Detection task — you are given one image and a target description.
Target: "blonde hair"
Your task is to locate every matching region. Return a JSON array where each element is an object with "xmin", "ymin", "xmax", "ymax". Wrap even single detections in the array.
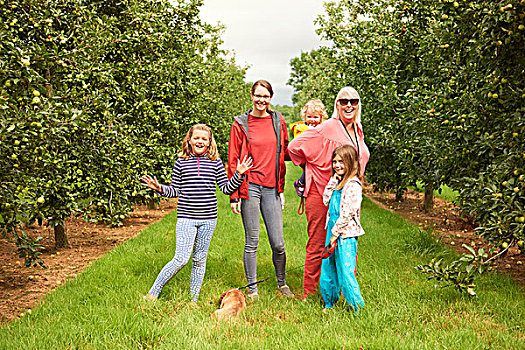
[
  {"xmin": 300, "ymin": 99, "xmax": 328, "ymax": 123},
  {"xmin": 331, "ymin": 145, "xmax": 362, "ymax": 190},
  {"xmin": 178, "ymin": 124, "xmax": 219, "ymax": 161},
  {"xmin": 331, "ymin": 87, "xmax": 362, "ymax": 124}
]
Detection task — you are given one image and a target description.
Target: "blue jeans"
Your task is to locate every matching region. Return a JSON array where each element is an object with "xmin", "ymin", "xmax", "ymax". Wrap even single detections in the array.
[{"xmin": 241, "ymin": 183, "xmax": 287, "ymax": 293}]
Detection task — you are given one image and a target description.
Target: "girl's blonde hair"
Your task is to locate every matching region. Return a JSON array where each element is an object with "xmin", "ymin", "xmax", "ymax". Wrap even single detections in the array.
[
  {"xmin": 331, "ymin": 145, "xmax": 362, "ymax": 190},
  {"xmin": 300, "ymin": 99, "xmax": 328, "ymax": 123},
  {"xmin": 178, "ymin": 124, "xmax": 218, "ymax": 161},
  {"xmin": 331, "ymin": 87, "xmax": 362, "ymax": 124}
]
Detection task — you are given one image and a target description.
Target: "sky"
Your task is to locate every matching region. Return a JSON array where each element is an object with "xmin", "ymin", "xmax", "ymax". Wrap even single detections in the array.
[{"xmin": 199, "ymin": 0, "xmax": 329, "ymax": 106}]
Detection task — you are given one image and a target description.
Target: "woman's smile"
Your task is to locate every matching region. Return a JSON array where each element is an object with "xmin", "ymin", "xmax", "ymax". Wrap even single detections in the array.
[{"xmin": 251, "ymin": 85, "xmax": 272, "ymax": 115}]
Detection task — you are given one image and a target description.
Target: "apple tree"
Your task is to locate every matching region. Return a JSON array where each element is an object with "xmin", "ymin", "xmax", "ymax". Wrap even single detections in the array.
[
  {"xmin": 288, "ymin": 0, "xmax": 525, "ymax": 246},
  {"xmin": 0, "ymin": 0, "xmax": 251, "ymax": 261}
]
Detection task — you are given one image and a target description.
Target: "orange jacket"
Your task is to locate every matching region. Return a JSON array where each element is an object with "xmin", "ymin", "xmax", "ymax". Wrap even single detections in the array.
[{"xmin": 227, "ymin": 109, "xmax": 290, "ymax": 202}]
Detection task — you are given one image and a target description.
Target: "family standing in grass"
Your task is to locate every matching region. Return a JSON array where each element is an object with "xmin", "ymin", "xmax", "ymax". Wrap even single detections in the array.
[{"xmin": 140, "ymin": 80, "xmax": 369, "ymax": 313}]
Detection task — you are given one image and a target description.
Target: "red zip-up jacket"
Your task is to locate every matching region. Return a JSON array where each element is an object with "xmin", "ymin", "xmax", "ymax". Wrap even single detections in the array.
[{"xmin": 227, "ymin": 109, "xmax": 290, "ymax": 202}]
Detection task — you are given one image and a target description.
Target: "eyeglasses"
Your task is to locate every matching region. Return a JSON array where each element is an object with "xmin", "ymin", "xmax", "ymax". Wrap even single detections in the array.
[
  {"xmin": 338, "ymin": 98, "xmax": 359, "ymax": 106},
  {"xmin": 253, "ymin": 94, "xmax": 271, "ymax": 100}
]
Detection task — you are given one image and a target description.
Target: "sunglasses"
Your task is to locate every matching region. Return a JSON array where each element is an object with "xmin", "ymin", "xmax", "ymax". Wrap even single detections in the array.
[{"xmin": 338, "ymin": 98, "xmax": 359, "ymax": 106}]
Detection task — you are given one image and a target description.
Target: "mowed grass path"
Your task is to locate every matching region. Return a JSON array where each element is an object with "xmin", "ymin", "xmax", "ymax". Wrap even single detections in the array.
[{"xmin": 1, "ymin": 164, "xmax": 524, "ymax": 349}]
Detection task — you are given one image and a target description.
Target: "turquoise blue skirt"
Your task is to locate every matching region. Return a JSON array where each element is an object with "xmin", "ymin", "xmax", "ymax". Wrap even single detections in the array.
[{"xmin": 320, "ymin": 189, "xmax": 364, "ymax": 312}]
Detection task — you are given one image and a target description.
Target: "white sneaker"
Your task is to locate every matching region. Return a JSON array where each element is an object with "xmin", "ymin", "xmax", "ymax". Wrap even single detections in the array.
[
  {"xmin": 248, "ymin": 292, "xmax": 259, "ymax": 300},
  {"xmin": 143, "ymin": 293, "xmax": 157, "ymax": 301}
]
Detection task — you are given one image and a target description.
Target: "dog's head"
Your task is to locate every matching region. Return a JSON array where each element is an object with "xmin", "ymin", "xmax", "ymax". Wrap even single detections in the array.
[{"xmin": 218, "ymin": 288, "xmax": 245, "ymax": 306}]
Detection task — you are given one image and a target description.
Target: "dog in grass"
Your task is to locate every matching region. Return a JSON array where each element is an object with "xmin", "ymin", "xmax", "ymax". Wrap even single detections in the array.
[{"xmin": 212, "ymin": 288, "xmax": 246, "ymax": 320}]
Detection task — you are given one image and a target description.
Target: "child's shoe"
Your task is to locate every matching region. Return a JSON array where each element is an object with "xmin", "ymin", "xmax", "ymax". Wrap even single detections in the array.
[
  {"xmin": 143, "ymin": 293, "xmax": 157, "ymax": 301},
  {"xmin": 294, "ymin": 179, "xmax": 305, "ymax": 197},
  {"xmin": 247, "ymin": 292, "xmax": 259, "ymax": 301}
]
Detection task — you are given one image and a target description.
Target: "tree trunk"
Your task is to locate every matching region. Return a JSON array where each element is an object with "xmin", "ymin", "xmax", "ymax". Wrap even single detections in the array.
[
  {"xmin": 423, "ymin": 182, "xmax": 434, "ymax": 212},
  {"xmin": 147, "ymin": 198, "xmax": 157, "ymax": 209},
  {"xmin": 45, "ymin": 66, "xmax": 53, "ymax": 97},
  {"xmin": 54, "ymin": 222, "xmax": 69, "ymax": 248},
  {"xmin": 395, "ymin": 187, "xmax": 404, "ymax": 201}
]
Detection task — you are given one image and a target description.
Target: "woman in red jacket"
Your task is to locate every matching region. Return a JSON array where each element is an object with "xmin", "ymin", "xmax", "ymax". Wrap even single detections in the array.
[{"xmin": 227, "ymin": 80, "xmax": 293, "ymax": 300}]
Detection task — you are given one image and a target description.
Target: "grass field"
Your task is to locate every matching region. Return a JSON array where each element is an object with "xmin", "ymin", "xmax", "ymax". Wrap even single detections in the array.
[{"xmin": 1, "ymin": 165, "xmax": 523, "ymax": 349}]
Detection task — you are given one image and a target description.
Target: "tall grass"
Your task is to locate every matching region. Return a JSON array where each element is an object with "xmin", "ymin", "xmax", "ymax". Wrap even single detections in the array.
[{"xmin": 1, "ymin": 164, "xmax": 523, "ymax": 349}]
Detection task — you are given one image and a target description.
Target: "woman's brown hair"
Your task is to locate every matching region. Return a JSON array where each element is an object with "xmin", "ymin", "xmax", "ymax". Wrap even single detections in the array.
[
  {"xmin": 331, "ymin": 145, "xmax": 362, "ymax": 190},
  {"xmin": 178, "ymin": 124, "xmax": 219, "ymax": 161}
]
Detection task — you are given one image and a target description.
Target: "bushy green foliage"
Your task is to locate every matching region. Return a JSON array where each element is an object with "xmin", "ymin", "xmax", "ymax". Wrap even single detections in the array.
[
  {"xmin": 15, "ymin": 230, "xmax": 46, "ymax": 268},
  {"xmin": 288, "ymin": 0, "xmax": 525, "ymax": 246},
  {"xmin": 416, "ymin": 244, "xmax": 489, "ymax": 295},
  {"xmin": 0, "ymin": 0, "xmax": 250, "ymax": 255}
]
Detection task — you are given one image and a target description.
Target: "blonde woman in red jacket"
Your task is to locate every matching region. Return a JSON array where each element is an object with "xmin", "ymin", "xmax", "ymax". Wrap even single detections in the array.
[{"xmin": 227, "ymin": 80, "xmax": 293, "ymax": 300}]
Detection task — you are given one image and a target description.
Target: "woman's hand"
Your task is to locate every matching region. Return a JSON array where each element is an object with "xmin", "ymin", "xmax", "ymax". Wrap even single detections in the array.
[
  {"xmin": 140, "ymin": 174, "xmax": 162, "ymax": 193},
  {"xmin": 329, "ymin": 235, "xmax": 338, "ymax": 247},
  {"xmin": 236, "ymin": 155, "xmax": 253, "ymax": 175},
  {"xmin": 230, "ymin": 202, "xmax": 241, "ymax": 214}
]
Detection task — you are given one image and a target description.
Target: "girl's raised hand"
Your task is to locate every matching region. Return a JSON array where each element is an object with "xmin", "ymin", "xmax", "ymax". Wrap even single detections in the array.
[
  {"xmin": 236, "ymin": 155, "xmax": 253, "ymax": 175},
  {"xmin": 140, "ymin": 174, "xmax": 162, "ymax": 193}
]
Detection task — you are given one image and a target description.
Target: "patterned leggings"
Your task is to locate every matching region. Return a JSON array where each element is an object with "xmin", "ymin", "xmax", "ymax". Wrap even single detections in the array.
[{"xmin": 148, "ymin": 218, "xmax": 217, "ymax": 301}]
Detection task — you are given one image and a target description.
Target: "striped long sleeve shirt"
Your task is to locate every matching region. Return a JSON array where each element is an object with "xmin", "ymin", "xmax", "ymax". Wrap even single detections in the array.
[{"xmin": 159, "ymin": 154, "xmax": 243, "ymax": 219}]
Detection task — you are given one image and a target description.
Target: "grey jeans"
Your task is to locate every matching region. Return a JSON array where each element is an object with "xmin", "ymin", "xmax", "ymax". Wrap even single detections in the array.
[{"xmin": 241, "ymin": 183, "xmax": 287, "ymax": 293}]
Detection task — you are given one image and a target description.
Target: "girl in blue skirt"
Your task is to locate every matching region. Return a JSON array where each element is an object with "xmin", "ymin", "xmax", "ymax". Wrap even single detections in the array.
[{"xmin": 320, "ymin": 145, "xmax": 365, "ymax": 313}]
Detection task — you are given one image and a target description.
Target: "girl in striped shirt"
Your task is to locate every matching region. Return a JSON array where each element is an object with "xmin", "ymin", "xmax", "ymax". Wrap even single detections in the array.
[{"xmin": 141, "ymin": 124, "xmax": 252, "ymax": 303}]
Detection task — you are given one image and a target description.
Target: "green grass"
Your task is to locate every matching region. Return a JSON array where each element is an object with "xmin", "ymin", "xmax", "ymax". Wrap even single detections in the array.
[
  {"xmin": 410, "ymin": 181, "xmax": 460, "ymax": 203},
  {"xmin": 1, "ymin": 164, "xmax": 524, "ymax": 349}
]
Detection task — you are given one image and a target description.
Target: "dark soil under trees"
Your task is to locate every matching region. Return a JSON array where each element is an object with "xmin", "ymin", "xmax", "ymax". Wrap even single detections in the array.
[
  {"xmin": 364, "ymin": 186, "xmax": 524, "ymax": 288},
  {"xmin": 0, "ymin": 199, "xmax": 177, "ymax": 325},
  {"xmin": 1, "ymin": 190, "xmax": 523, "ymax": 325}
]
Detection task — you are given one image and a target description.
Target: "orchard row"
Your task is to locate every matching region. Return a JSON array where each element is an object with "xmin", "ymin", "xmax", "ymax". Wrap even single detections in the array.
[
  {"xmin": 0, "ymin": 0, "xmax": 251, "ymax": 264},
  {"xmin": 288, "ymin": 0, "xmax": 525, "ymax": 247}
]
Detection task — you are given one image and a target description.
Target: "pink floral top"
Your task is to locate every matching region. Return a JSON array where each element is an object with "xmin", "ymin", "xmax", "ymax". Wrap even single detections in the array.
[
  {"xmin": 323, "ymin": 176, "xmax": 365, "ymax": 239},
  {"xmin": 288, "ymin": 118, "xmax": 369, "ymax": 197}
]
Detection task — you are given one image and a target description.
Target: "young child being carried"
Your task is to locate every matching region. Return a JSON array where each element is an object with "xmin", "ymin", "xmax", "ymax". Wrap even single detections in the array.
[
  {"xmin": 320, "ymin": 145, "xmax": 365, "ymax": 313},
  {"xmin": 289, "ymin": 99, "xmax": 328, "ymax": 198},
  {"xmin": 141, "ymin": 124, "xmax": 252, "ymax": 303}
]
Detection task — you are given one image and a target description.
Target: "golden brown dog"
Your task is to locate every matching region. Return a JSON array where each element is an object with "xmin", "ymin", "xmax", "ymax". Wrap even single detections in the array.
[{"xmin": 212, "ymin": 288, "xmax": 246, "ymax": 320}]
